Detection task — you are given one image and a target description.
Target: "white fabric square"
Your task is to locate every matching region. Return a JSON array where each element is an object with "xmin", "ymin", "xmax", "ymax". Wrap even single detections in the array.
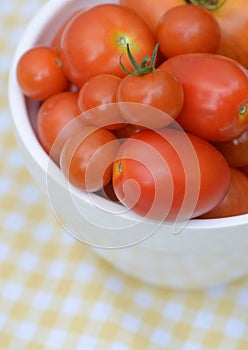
[
  {"xmin": 15, "ymin": 321, "xmax": 37, "ymax": 341},
  {"xmin": 62, "ymin": 297, "xmax": 82, "ymax": 316},
  {"xmin": 225, "ymin": 318, "xmax": 246, "ymax": 338},
  {"xmin": 46, "ymin": 329, "xmax": 67, "ymax": 349},
  {"xmin": 151, "ymin": 329, "xmax": 171, "ymax": 348},
  {"xmin": 91, "ymin": 302, "xmax": 112, "ymax": 321},
  {"xmin": 163, "ymin": 302, "xmax": 183, "ymax": 321},
  {"xmin": 2, "ymin": 282, "xmax": 23, "ymax": 301},
  {"xmin": 122, "ymin": 314, "xmax": 141, "ymax": 332},
  {"xmin": 194, "ymin": 311, "xmax": 214, "ymax": 330},
  {"xmin": 32, "ymin": 291, "xmax": 53, "ymax": 310}
]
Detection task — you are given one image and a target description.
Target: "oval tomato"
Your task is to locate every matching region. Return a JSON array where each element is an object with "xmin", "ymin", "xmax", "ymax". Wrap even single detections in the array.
[
  {"xmin": 160, "ymin": 53, "xmax": 248, "ymax": 142},
  {"xmin": 112, "ymin": 128, "xmax": 230, "ymax": 221},
  {"xmin": 156, "ymin": 4, "xmax": 220, "ymax": 58},
  {"xmin": 36, "ymin": 91, "xmax": 83, "ymax": 164},
  {"xmin": 17, "ymin": 46, "xmax": 68, "ymax": 100},
  {"xmin": 60, "ymin": 127, "xmax": 119, "ymax": 192},
  {"xmin": 199, "ymin": 168, "xmax": 248, "ymax": 218},
  {"xmin": 60, "ymin": 4, "xmax": 156, "ymax": 87}
]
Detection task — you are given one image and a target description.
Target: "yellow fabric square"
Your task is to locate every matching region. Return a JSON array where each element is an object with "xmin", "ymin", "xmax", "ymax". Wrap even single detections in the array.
[
  {"xmin": 172, "ymin": 322, "xmax": 192, "ymax": 340},
  {"xmin": 98, "ymin": 321, "xmax": 119, "ymax": 341},
  {"xmin": 203, "ymin": 330, "xmax": 223, "ymax": 348},
  {"xmin": 10, "ymin": 303, "xmax": 29, "ymax": 320}
]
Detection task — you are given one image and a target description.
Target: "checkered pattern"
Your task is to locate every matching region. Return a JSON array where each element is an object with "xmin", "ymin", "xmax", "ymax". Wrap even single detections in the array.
[{"xmin": 1, "ymin": 1, "xmax": 248, "ymax": 349}]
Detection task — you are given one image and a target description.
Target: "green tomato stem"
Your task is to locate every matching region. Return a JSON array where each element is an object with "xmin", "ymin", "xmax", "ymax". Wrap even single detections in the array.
[
  {"xmin": 120, "ymin": 43, "xmax": 159, "ymax": 76},
  {"xmin": 186, "ymin": 0, "xmax": 228, "ymax": 11}
]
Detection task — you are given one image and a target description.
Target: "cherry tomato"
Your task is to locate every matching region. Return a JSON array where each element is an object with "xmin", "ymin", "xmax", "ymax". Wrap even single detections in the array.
[
  {"xmin": 36, "ymin": 91, "xmax": 83, "ymax": 164},
  {"xmin": 60, "ymin": 127, "xmax": 119, "ymax": 192},
  {"xmin": 78, "ymin": 73, "xmax": 125, "ymax": 130},
  {"xmin": 213, "ymin": 129, "xmax": 248, "ymax": 168},
  {"xmin": 112, "ymin": 128, "xmax": 230, "ymax": 221},
  {"xmin": 121, "ymin": 0, "xmax": 248, "ymax": 68},
  {"xmin": 156, "ymin": 4, "xmax": 220, "ymax": 58},
  {"xmin": 17, "ymin": 46, "xmax": 68, "ymax": 100},
  {"xmin": 60, "ymin": 4, "xmax": 156, "ymax": 87},
  {"xmin": 160, "ymin": 53, "xmax": 248, "ymax": 141},
  {"xmin": 117, "ymin": 44, "xmax": 184, "ymax": 129},
  {"xmin": 199, "ymin": 168, "xmax": 248, "ymax": 218}
]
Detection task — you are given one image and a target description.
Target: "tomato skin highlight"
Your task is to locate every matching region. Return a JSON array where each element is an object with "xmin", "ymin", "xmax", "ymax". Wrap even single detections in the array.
[
  {"xmin": 112, "ymin": 128, "xmax": 230, "ymax": 221},
  {"xmin": 60, "ymin": 4, "xmax": 156, "ymax": 87},
  {"xmin": 160, "ymin": 53, "xmax": 248, "ymax": 142},
  {"xmin": 199, "ymin": 168, "xmax": 248, "ymax": 218}
]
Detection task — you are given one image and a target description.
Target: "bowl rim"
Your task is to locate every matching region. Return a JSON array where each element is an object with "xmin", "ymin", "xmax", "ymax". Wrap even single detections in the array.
[{"xmin": 8, "ymin": 0, "xmax": 248, "ymax": 231}]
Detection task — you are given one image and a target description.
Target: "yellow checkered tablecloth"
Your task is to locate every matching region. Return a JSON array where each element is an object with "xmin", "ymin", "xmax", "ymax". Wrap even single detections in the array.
[{"xmin": 1, "ymin": 1, "xmax": 248, "ymax": 349}]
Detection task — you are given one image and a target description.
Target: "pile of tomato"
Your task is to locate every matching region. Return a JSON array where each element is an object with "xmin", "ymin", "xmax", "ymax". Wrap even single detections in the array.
[{"xmin": 16, "ymin": 0, "xmax": 248, "ymax": 222}]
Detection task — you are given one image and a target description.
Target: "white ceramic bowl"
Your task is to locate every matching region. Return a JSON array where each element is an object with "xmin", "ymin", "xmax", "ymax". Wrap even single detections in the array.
[{"xmin": 8, "ymin": 0, "xmax": 248, "ymax": 290}]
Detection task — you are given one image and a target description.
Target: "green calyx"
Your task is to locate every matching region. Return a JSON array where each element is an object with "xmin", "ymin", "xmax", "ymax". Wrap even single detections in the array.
[
  {"xmin": 120, "ymin": 43, "xmax": 159, "ymax": 76},
  {"xmin": 239, "ymin": 104, "xmax": 248, "ymax": 118},
  {"xmin": 186, "ymin": 0, "xmax": 228, "ymax": 11}
]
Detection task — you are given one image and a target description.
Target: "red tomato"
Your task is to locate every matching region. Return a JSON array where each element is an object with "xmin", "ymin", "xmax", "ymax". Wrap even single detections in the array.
[
  {"xmin": 36, "ymin": 91, "xmax": 83, "ymax": 164},
  {"xmin": 51, "ymin": 10, "xmax": 82, "ymax": 51},
  {"xmin": 120, "ymin": 0, "xmax": 183, "ymax": 33},
  {"xmin": 78, "ymin": 73, "xmax": 125, "ymax": 130},
  {"xmin": 121, "ymin": 0, "xmax": 248, "ymax": 68},
  {"xmin": 160, "ymin": 53, "xmax": 248, "ymax": 142},
  {"xmin": 17, "ymin": 46, "xmax": 68, "ymax": 100},
  {"xmin": 199, "ymin": 168, "xmax": 248, "ymax": 218},
  {"xmin": 60, "ymin": 4, "xmax": 156, "ymax": 87},
  {"xmin": 156, "ymin": 5, "xmax": 220, "ymax": 58},
  {"xmin": 112, "ymin": 128, "xmax": 230, "ymax": 221},
  {"xmin": 240, "ymin": 164, "xmax": 248, "ymax": 178},
  {"xmin": 212, "ymin": 0, "xmax": 248, "ymax": 68},
  {"xmin": 60, "ymin": 127, "xmax": 119, "ymax": 192},
  {"xmin": 213, "ymin": 129, "xmax": 248, "ymax": 168},
  {"xmin": 116, "ymin": 44, "xmax": 184, "ymax": 129},
  {"xmin": 113, "ymin": 124, "xmax": 143, "ymax": 139},
  {"xmin": 117, "ymin": 69, "xmax": 184, "ymax": 129}
]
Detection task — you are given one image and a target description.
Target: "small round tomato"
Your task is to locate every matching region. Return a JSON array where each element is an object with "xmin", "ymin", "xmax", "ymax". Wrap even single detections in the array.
[
  {"xmin": 78, "ymin": 73, "xmax": 125, "ymax": 130},
  {"xmin": 60, "ymin": 4, "xmax": 156, "ymax": 87},
  {"xmin": 112, "ymin": 128, "xmax": 230, "ymax": 221},
  {"xmin": 213, "ymin": 129, "xmax": 248, "ymax": 168},
  {"xmin": 60, "ymin": 127, "xmax": 119, "ymax": 192},
  {"xmin": 160, "ymin": 53, "xmax": 248, "ymax": 141},
  {"xmin": 36, "ymin": 91, "xmax": 83, "ymax": 164},
  {"xmin": 199, "ymin": 168, "xmax": 248, "ymax": 218},
  {"xmin": 117, "ymin": 44, "xmax": 184, "ymax": 129},
  {"xmin": 17, "ymin": 46, "xmax": 68, "ymax": 100},
  {"xmin": 156, "ymin": 4, "xmax": 220, "ymax": 58}
]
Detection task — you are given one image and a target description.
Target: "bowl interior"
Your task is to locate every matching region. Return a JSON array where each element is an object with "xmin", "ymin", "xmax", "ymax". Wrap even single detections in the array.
[{"xmin": 8, "ymin": 0, "xmax": 248, "ymax": 238}]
